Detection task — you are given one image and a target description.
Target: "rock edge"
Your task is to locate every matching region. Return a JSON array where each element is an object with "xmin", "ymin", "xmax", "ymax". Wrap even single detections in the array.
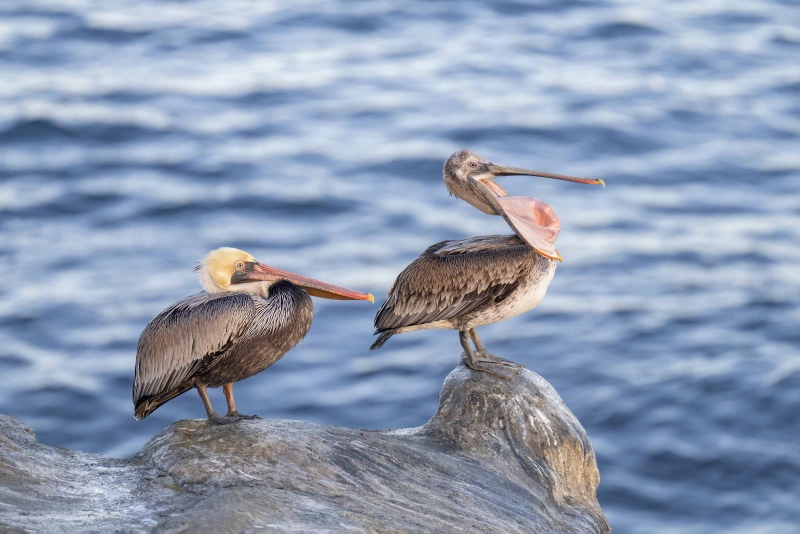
[{"xmin": 0, "ymin": 363, "xmax": 609, "ymax": 533}]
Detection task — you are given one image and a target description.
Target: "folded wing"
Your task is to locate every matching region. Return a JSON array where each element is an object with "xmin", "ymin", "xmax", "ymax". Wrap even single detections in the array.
[
  {"xmin": 374, "ymin": 235, "xmax": 533, "ymax": 332},
  {"xmin": 133, "ymin": 292, "xmax": 256, "ymax": 407}
]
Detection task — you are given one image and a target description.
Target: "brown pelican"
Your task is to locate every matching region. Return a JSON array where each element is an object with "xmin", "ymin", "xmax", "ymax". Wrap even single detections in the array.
[
  {"xmin": 371, "ymin": 150, "xmax": 603, "ymax": 378},
  {"xmin": 133, "ymin": 247, "xmax": 373, "ymax": 424}
]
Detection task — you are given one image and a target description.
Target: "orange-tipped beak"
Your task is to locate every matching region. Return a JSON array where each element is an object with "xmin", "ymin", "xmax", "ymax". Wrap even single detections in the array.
[{"xmin": 240, "ymin": 263, "xmax": 374, "ymax": 302}]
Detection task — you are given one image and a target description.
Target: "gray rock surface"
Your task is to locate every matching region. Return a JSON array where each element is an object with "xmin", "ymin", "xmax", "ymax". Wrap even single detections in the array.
[{"xmin": 0, "ymin": 363, "xmax": 609, "ymax": 533}]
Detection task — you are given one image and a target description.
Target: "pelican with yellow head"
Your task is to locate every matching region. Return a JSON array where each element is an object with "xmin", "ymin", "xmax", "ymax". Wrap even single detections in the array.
[{"xmin": 133, "ymin": 247, "xmax": 373, "ymax": 424}]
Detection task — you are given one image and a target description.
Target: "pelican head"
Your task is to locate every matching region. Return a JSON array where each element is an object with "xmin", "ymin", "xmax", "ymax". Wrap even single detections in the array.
[
  {"xmin": 442, "ymin": 150, "xmax": 605, "ymax": 261},
  {"xmin": 443, "ymin": 150, "xmax": 604, "ymax": 215},
  {"xmin": 196, "ymin": 247, "xmax": 374, "ymax": 302}
]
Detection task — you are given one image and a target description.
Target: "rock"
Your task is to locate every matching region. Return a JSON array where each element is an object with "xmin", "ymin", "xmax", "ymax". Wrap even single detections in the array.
[{"xmin": 0, "ymin": 363, "xmax": 609, "ymax": 533}]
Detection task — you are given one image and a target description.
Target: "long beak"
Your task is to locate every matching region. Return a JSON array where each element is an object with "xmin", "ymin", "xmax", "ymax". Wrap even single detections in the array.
[
  {"xmin": 241, "ymin": 263, "xmax": 374, "ymax": 302},
  {"xmin": 486, "ymin": 163, "xmax": 605, "ymax": 187}
]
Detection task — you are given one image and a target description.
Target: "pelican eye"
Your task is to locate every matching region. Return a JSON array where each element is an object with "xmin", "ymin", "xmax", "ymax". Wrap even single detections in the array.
[
  {"xmin": 469, "ymin": 162, "xmax": 477, "ymax": 168},
  {"xmin": 236, "ymin": 262, "xmax": 245, "ymax": 269}
]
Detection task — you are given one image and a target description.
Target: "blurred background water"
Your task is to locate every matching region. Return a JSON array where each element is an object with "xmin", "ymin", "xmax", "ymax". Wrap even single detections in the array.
[{"xmin": 1, "ymin": 0, "xmax": 799, "ymax": 531}]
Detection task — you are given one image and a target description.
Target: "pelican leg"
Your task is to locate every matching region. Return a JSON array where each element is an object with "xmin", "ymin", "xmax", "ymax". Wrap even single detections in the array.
[
  {"xmin": 459, "ymin": 330, "xmax": 519, "ymax": 380},
  {"xmin": 469, "ymin": 329, "xmax": 524, "ymax": 368},
  {"xmin": 223, "ymin": 383, "xmax": 260, "ymax": 420},
  {"xmin": 197, "ymin": 386, "xmax": 240, "ymax": 425}
]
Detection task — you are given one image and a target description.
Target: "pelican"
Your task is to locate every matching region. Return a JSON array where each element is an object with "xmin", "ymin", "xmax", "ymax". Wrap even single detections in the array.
[
  {"xmin": 133, "ymin": 247, "xmax": 373, "ymax": 424},
  {"xmin": 371, "ymin": 150, "xmax": 603, "ymax": 378}
]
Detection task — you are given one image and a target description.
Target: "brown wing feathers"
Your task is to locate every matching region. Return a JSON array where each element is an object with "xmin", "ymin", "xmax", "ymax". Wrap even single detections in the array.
[
  {"xmin": 372, "ymin": 235, "xmax": 532, "ymax": 349},
  {"xmin": 133, "ymin": 292, "xmax": 256, "ymax": 418}
]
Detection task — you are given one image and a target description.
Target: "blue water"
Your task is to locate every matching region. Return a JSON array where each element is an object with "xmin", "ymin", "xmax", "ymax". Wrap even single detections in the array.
[{"xmin": 1, "ymin": 0, "xmax": 799, "ymax": 531}]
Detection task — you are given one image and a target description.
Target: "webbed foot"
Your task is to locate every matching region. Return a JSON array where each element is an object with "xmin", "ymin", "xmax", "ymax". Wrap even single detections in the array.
[
  {"xmin": 462, "ymin": 352, "xmax": 523, "ymax": 380},
  {"xmin": 227, "ymin": 411, "xmax": 261, "ymax": 420},
  {"xmin": 475, "ymin": 351, "xmax": 525, "ymax": 368},
  {"xmin": 207, "ymin": 413, "xmax": 241, "ymax": 425}
]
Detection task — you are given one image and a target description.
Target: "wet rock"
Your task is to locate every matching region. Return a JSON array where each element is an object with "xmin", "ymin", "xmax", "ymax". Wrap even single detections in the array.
[{"xmin": 0, "ymin": 363, "xmax": 609, "ymax": 533}]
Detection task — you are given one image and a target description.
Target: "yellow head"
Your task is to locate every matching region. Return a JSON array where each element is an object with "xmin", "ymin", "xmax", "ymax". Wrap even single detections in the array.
[{"xmin": 197, "ymin": 247, "xmax": 257, "ymax": 293}]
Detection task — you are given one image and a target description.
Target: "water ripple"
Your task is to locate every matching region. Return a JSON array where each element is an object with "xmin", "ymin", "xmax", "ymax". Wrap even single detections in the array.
[{"xmin": 1, "ymin": 0, "xmax": 798, "ymax": 531}]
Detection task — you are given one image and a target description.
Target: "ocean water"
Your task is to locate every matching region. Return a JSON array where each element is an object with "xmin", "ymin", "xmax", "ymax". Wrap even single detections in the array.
[{"xmin": 1, "ymin": 0, "xmax": 799, "ymax": 531}]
